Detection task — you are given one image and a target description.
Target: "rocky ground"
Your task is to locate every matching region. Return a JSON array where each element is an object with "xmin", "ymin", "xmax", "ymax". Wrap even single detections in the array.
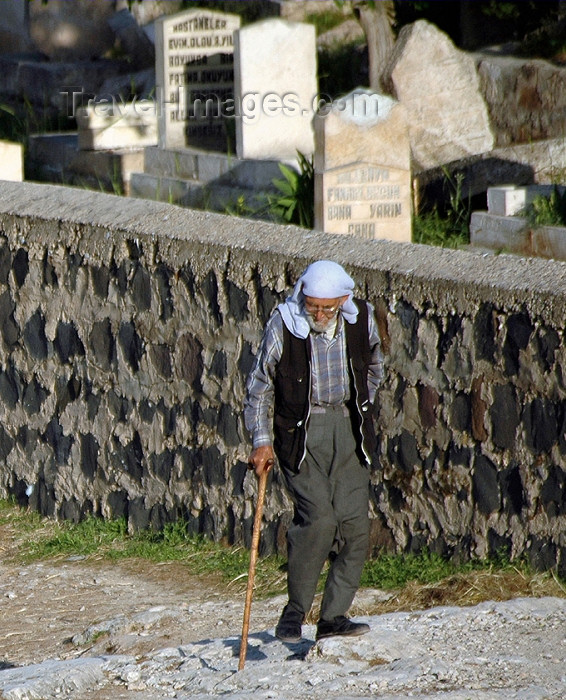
[{"xmin": 1, "ymin": 552, "xmax": 566, "ymax": 700}]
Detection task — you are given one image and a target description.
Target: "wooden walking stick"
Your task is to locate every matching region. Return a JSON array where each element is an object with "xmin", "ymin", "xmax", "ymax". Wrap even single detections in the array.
[{"xmin": 238, "ymin": 463, "xmax": 270, "ymax": 671}]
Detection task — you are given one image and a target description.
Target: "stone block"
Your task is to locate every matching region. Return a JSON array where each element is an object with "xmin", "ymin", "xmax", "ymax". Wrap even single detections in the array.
[
  {"xmin": 476, "ymin": 54, "xmax": 566, "ymax": 147},
  {"xmin": 470, "ymin": 211, "xmax": 566, "ymax": 262},
  {"xmin": 314, "ymin": 89, "xmax": 411, "ymax": 242},
  {"xmin": 155, "ymin": 8, "xmax": 241, "ymax": 150},
  {"xmin": 0, "ymin": 141, "xmax": 23, "ymax": 182},
  {"xmin": 472, "ymin": 454, "xmax": 500, "ymax": 515},
  {"xmin": 234, "ymin": 18, "xmax": 317, "ymax": 160},
  {"xmin": 142, "ymin": 146, "xmax": 281, "ymax": 188},
  {"xmin": 490, "ymin": 384, "xmax": 519, "ymax": 450},
  {"xmin": 531, "ymin": 224, "xmax": 566, "ymax": 261},
  {"xmin": 384, "ymin": 20, "xmax": 494, "ymax": 170},
  {"xmin": 27, "ymin": 133, "xmax": 144, "ymax": 195},
  {"xmin": 469, "ymin": 212, "xmax": 530, "ymax": 254},
  {"xmin": 487, "ymin": 184, "xmax": 564, "ymax": 217},
  {"xmin": 487, "ymin": 185, "xmax": 529, "ymax": 217},
  {"xmin": 76, "ymin": 101, "xmax": 158, "ymax": 151},
  {"xmin": 129, "ymin": 171, "xmax": 272, "ymax": 213}
]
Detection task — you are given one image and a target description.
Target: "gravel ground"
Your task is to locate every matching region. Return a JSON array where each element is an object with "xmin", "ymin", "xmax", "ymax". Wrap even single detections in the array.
[{"xmin": 1, "ymin": 556, "xmax": 566, "ymax": 699}]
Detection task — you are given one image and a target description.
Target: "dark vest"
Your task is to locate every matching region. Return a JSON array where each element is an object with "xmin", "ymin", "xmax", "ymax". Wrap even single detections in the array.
[{"xmin": 273, "ymin": 298, "xmax": 377, "ymax": 472}]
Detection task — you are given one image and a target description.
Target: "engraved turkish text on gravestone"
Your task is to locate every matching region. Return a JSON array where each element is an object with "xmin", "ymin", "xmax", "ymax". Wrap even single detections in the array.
[
  {"xmin": 322, "ymin": 163, "xmax": 409, "ymax": 240},
  {"xmin": 156, "ymin": 10, "xmax": 241, "ymax": 150}
]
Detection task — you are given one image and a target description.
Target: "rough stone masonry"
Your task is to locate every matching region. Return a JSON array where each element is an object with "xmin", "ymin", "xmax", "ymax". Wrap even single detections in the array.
[{"xmin": 0, "ymin": 181, "xmax": 565, "ymax": 574}]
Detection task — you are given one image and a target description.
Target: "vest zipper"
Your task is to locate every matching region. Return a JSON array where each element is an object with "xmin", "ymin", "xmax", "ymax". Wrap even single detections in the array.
[
  {"xmin": 297, "ymin": 369, "xmax": 312, "ymax": 471},
  {"xmin": 350, "ymin": 357, "xmax": 371, "ymax": 464}
]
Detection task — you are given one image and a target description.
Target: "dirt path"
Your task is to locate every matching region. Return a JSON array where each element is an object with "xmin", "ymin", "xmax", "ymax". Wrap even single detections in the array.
[
  {"xmin": 0, "ymin": 555, "xmax": 282, "ymax": 667},
  {"xmin": 3, "ymin": 519, "xmax": 566, "ymax": 700}
]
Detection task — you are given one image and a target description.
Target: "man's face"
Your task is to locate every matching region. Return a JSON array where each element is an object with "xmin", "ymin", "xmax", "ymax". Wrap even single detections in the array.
[{"xmin": 303, "ymin": 295, "xmax": 347, "ymax": 332}]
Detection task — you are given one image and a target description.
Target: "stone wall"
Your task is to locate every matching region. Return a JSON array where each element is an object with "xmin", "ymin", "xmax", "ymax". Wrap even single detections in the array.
[
  {"xmin": 476, "ymin": 54, "xmax": 566, "ymax": 148},
  {"xmin": 0, "ymin": 181, "xmax": 565, "ymax": 572}
]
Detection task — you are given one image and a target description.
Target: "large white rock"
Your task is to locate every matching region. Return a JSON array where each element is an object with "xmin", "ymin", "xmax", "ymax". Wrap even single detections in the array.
[{"xmin": 385, "ymin": 20, "xmax": 494, "ymax": 170}]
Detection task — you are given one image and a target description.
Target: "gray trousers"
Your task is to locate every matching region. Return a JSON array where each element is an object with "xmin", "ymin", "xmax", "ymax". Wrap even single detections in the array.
[{"xmin": 281, "ymin": 406, "xmax": 370, "ymax": 621}]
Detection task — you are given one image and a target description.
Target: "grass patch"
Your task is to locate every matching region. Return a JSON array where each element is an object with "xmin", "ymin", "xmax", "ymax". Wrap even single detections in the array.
[
  {"xmin": 0, "ymin": 501, "xmax": 286, "ymax": 598},
  {"xmin": 1, "ymin": 500, "xmax": 564, "ymax": 610},
  {"xmin": 412, "ymin": 210, "xmax": 470, "ymax": 248},
  {"xmin": 361, "ymin": 549, "xmax": 467, "ymax": 589},
  {"xmin": 413, "ymin": 170, "xmax": 472, "ymax": 248}
]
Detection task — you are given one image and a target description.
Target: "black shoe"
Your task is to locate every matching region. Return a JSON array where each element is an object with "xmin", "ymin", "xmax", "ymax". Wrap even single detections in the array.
[
  {"xmin": 316, "ymin": 616, "xmax": 370, "ymax": 640},
  {"xmin": 275, "ymin": 605, "xmax": 304, "ymax": 643}
]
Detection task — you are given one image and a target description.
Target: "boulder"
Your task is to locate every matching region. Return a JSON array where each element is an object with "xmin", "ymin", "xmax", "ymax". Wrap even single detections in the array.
[{"xmin": 384, "ymin": 20, "xmax": 494, "ymax": 171}]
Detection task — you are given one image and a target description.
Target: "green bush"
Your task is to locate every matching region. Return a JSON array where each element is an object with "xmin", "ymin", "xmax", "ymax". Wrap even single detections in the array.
[
  {"xmin": 524, "ymin": 186, "xmax": 566, "ymax": 227},
  {"xmin": 267, "ymin": 151, "xmax": 314, "ymax": 229}
]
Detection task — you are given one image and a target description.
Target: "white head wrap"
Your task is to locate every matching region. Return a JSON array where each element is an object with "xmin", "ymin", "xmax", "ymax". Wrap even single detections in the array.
[{"xmin": 278, "ymin": 260, "xmax": 358, "ymax": 338}]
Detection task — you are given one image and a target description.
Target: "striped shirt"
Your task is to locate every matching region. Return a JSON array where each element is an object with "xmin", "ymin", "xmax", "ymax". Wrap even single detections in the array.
[{"xmin": 244, "ymin": 304, "xmax": 384, "ymax": 448}]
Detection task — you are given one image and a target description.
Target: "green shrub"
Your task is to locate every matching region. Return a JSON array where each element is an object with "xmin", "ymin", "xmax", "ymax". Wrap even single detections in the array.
[
  {"xmin": 524, "ymin": 186, "xmax": 566, "ymax": 227},
  {"xmin": 267, "ymin": 151, "xmax": 314, "ymax": 229}
]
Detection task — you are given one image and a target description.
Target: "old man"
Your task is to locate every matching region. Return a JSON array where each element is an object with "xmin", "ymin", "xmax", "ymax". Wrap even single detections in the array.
[{"xmin": 244, "ymin": 260, "xmax": 384, "ymax": 642}]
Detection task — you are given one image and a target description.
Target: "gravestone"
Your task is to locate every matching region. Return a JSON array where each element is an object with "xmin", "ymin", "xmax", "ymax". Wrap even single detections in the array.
[
  {"xmin": 384, "ymin": 20, "xmax": 494, "ymax": 171},
  {"xmin": 234, "ymin": 19, "xmax": 317, "ymax": 160},
  {"xmin": 314, "ymin": 89, "xmax": 411, "ymax": 242},
  {"xmin": 155, "ymin": 8, "xmax": 240, "ymax": 151},
  {"xmin": 0, "ymin": 141, "xmax": 24, "ymax": 182}
]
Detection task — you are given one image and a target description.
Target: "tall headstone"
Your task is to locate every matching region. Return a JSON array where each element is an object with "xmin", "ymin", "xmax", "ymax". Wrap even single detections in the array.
[
  {"xmin": 314, "ymin": 89, "xmax": 411, "ymax": 243},
  {"xmin": 0, "ymin": 141, "xmax": 24, "ymax": 182},
  {"xmin": 384, "ymin": 20, "xmax": 494, "ymax": 171},
  {"xmin": 234, "ymin": 19, "xmax": 317, "ymax": 161},
  {"xmin": 155, "ymin": 9, "xmax": 240, "ymax": 151}
]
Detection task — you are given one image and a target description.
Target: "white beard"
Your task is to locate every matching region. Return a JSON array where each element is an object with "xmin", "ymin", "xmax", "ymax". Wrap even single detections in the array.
[{"xmin": 306, "ymin": 314, "xmax": 338, "ymax": 337}]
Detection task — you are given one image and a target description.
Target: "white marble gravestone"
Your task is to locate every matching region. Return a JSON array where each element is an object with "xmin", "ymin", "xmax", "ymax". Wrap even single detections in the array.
[
  {"xmin": 234, "ymin": 19, "xmax": 317, "ymax": 161},
  {"xmin": 0, "ymin": 141, "xmax": 24, "ymax": 181},
  {"xmin": 314, "ymin": 89, "xmax": 411, "ymax": 242},
  {"xmin": 155, "ymin": 8, "xmax": 240, "ymax": 150}
]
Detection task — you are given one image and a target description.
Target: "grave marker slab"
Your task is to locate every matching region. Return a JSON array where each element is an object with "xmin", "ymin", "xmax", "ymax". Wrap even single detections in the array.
[
  {"xmin": 76, "ymin": 101, "xmax": 158, "ymax": 150},
  {"xmin": 234, "ymin": 19, "xmax": 317, "ymax": 160},
  {"xmin": 314, "ymin": 90, "xmax": 411, "ymax": 242},
  {"xmin": 0, "ymin": 141, "xmax": 24, "ymax": 182},
  {"xmin": 155, "ymin": 9, "xmax": 240, "ymax": 151}
]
